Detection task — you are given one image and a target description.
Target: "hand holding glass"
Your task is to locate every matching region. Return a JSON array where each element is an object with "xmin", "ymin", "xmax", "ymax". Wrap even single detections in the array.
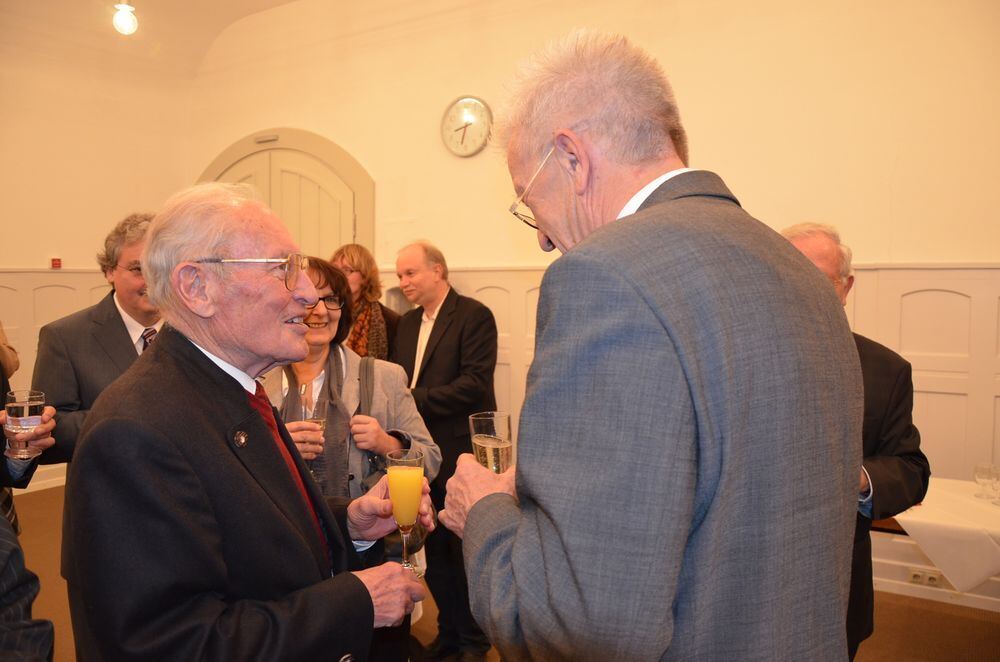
[
  {"xmin": 386, "ymin": 448, "xmax": 424, "ymax": 576},
  {"xmin": 469, "ymin": 411, "xmax": 512, "ymax": 474},
  {"xmin": 4, "ymin": 390, "xmax": 45, "ymax": 460}
]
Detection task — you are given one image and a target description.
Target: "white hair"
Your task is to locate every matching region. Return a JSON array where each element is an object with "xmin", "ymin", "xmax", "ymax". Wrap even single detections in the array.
[
  {"xmin": 143, "ymin": 182, "xmax": 265, "ymax": 317},
  {"xmin": 781, "ymin": 222, "xmax": 853, "ymax": 279},
  {"xmin": 497, "ymin": 30, "xmax": 688, "ymax": 167}
]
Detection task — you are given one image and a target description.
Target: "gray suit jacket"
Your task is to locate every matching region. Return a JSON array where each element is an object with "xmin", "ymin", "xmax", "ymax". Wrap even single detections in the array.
[
  {"xmin": 463, "ymin": 171, "xmax": 863, "ymax": 661},
  {"xmin": 263, "ymin": 345, "xmax": 442, "ymax": 499},
  {"xmin": 31, "ymin": 291, "xmax": 136, "ymax": 463}
]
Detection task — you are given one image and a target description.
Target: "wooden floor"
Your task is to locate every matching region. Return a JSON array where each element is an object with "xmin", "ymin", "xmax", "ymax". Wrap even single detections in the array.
[{"xmin": 15, "ymin": 486, "xmax": 1000, "ymax": 661}]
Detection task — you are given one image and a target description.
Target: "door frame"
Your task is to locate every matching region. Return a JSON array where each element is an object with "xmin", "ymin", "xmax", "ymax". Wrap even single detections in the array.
[{"xmin": 198, "ymin": 127, "xmax": 375, "ymax": 249}]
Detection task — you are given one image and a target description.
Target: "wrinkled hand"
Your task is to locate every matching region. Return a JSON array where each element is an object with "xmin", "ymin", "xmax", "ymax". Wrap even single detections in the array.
[
  {"xmin": 285, "ymin": 420, "xmax": 324, "ymax": 460},
  {"xmin": 0, "ymin": 406, "xmax": 56, "ymax": 455},
  {"xmin": 440, "ymin": 454, "xmax": 516, "ymax": 539},
  {"xmin": 350, "ymin": 415, "xmax": 401, "ymax": 456},
  {"xmin": 346, "ymin": 474, "xmax": 435, "ymax": 541},
  {"xmin": 352, "ymin": 562, "xmax": 427, "ymax": 628}
]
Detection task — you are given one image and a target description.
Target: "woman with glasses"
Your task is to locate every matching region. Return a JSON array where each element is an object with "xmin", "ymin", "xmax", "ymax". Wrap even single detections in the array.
[
  {"xmin": 265, "ymin": 256, "xmax": 440, "ymax": 501},
  {"xmin": 330, "ymin": 244, "xmax": 400, "ymax": 360}
]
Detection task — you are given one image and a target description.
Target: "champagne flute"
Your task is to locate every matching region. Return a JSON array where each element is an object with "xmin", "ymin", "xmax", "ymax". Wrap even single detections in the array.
[
  {"xmin": 386, "ymin": 448, "xmax": 424, "ymax": 576},
  {"xmin": 973, "ymin": 463, "xmax": 993, "ymax": 498},
  {"xmin": 4, "ymin": 390, "xmax": 46, "ymax": 460},
  {"xmin": 469, "ymin": 411, "xmax": 512, "ymax": 473}
]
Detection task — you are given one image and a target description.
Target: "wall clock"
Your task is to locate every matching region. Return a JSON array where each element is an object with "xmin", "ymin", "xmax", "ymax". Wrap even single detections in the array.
[{"xmin": 440, "ymin": 96, "xmax": 492, "ymax": 157}]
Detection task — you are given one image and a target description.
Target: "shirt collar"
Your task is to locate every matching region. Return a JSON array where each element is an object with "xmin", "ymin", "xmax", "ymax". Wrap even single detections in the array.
[
  {"xmin": 422, "ymin": 286, "xmax": 450, "ymax": 322},
  {"xmin": 616, "ymin": 168, "xmax": 695, "ymax": 219},
  {"xmin": 190, "ymin": 342, "xmax": 258, "ymax": 395},
  {"xmin": 113, "ymin": 292, "xmax": 163, "ymax": 346}
]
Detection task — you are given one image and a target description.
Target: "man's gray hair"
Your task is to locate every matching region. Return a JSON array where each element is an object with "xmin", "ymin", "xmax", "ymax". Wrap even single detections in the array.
[
  {"xmin": 781, "ymin": 222, "xmax": 853, "ymax": 279},
  {"xmin": 497, "ymin": 30, "xmax": 688, "ymax": 167},
  {"xmin": 96, "ymin": 213, "xmax": 154, "ymax": 275},
  {"xmin": 401, "ymin": 240, "xmax": 449, "ymax": 281},
  {"xmin": 143, "ymin": 182, "xmax": 264, "ymax": 316}
]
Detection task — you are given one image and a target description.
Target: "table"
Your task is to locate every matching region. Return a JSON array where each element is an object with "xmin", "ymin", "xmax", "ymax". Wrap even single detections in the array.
[{"xmin": 894, "ymin": 477, "xmax": 1000, "ymax": 592}]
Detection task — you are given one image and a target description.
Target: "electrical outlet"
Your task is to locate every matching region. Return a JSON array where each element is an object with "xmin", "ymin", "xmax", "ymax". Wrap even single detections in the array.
[
  {"xmin": 925, "ymin": 570, "xmax": 943, "ymax": 587},
  {"xmin": 908, "ymin": 568, "xmax": 925, "ymax": 584},
  {"xmin": 906, "ymin": 567, "xmax": 944, "ymax": 587}
]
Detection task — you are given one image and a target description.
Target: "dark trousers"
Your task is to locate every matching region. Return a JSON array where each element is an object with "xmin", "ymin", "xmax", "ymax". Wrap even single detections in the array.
[{"xmin": 424, "ymin": 525, "xmax": 489, "ymax": 653}]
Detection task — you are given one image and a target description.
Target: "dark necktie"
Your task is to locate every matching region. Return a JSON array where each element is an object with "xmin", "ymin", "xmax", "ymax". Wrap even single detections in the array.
[
  {"xmin": 141, "ymin": 327, "xmax": 157, "ymax": 352},
  {"xmin": 0, "ymin": 488, "xmax": 18, "ymax": 535},
  {"xmin": 247, "ymin": 383, "xmax": 330, "ymax": 568}
]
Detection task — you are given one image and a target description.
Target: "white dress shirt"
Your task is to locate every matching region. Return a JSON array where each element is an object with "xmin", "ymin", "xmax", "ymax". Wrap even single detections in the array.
[
  {"xmin": 113, "ymin": 293, "xmax": 164, "ymax": 355},
  {"xmin": 616, "ymin": 168, "xmax": 695, "ymax": 219},
  {"xmin": 409, "ymin": 288, "xmax": 450, "ymax": 389}
]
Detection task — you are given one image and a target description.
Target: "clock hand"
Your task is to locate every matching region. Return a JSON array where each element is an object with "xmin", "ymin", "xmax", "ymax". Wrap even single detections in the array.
[{"xmin": 454, "ymin": 122, "xmax": 471, "ymax": 144}]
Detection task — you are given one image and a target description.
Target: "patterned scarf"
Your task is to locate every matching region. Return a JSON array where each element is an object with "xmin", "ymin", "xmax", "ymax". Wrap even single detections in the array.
[{"xmin": 346, "ymin": 299, "xmax": 389, "ymax": 360}]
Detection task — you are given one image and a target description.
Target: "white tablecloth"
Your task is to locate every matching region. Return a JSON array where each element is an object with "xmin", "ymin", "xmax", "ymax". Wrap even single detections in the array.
[{"xmin": 894, "ymin": 477, "xmax": 1000, "ymax": 592}]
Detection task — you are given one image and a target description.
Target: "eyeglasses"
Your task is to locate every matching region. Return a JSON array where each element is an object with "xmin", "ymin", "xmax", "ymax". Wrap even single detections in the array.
[
  {"xmin": 116, "ymin": 263, "xmax": 142, "ymax": 277},
  {"xmin": 508, "ymin": 145, "xmax": 555, "ymax": 230},
  {"xmin": 193, "ymin": 253, "xmax": 307, "ymax": 291},
  {"xmin": 306, "ymin": 295, "xmax": 343, "ymax": 311}
]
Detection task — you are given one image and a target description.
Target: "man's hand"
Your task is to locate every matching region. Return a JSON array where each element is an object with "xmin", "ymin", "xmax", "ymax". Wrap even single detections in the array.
[
  {"xmin": 351, "ymin": 415, "xmax": 402, "ymax": 456},
  {"xmin": 346, "ymin": 474, "xmax": 435, "ymax": 541},
  {"xmin": 285, "ymin": 420, "xmax": 324, "ymax": 460},
  {"xmin": 0, "ymin": 405, "xmax": 56, "ymax": 455},
  {"xmin": 859, "ymin": 468, "xmax": 870, "ymax": 494},
  {"xmin": 352, "ymin": 562, "xmax": 427, "ymax": 628},
  {"xmin": 440, "ymin": 454, "xmax": 516, "ymax": 539}
]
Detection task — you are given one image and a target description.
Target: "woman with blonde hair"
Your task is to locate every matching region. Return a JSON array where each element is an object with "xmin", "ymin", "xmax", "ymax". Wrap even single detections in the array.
[{"xmin": 330, "ymin": 244, "xmax": 400, "ymax": 360}]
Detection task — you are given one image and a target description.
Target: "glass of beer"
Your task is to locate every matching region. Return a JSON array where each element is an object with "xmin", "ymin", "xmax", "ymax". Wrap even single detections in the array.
[
  {"xmin": 4, "ymin": 390, "xmax": 46, "ymax": 460},
  {"xmin": 469, "ymin": 411, "xmax": 512, "ymax": 473},
  {"xmin": 386, "ymin": 448, "xmax": 424, "ymax": 576}
]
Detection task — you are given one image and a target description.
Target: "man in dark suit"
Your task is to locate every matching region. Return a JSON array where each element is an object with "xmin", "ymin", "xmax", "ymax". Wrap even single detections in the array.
[
  {"xmin": 62, "ymin": 183, "xmax": 430, "ymax": 660},
  {"xmin": 0, "ymin": 516, "xmax": 53, "ymax": 660},
  {"xmin": 32, "ymin": 213, "xmax": 163, "ymax": 463},
  {"xmin": 784, "ymin": 222, "xmax": 930, "ymax": 660},
  {"xmin": 440, "ymin": 32, "xmax": 862, "ymax": 661},
  {"xmin": 392, "ymin": 241, "xmax": 497, "ymax": 662}
]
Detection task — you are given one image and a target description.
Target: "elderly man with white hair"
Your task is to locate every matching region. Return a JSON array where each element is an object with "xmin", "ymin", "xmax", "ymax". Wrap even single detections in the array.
[
  {"xmin": 440, "ymin": 31, "xmax": 863, "ymax": 660},
  {"xmin": 783, "ymin": 222, "xmax": 930, "ymax": 660},
  {"xmin": 62, "ymin": 183, "xmax": 431, "ymax": 661}
]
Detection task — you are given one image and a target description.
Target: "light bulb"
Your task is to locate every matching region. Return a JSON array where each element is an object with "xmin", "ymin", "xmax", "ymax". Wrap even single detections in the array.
[{"xmin": 113, "ymin": 3, "xmax": 138, "ymax": 35}]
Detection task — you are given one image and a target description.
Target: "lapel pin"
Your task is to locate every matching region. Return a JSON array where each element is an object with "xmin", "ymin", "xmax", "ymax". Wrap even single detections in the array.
[{"xmin": 234, "ymin": 431, "xmax": 248, "ymax": 447}]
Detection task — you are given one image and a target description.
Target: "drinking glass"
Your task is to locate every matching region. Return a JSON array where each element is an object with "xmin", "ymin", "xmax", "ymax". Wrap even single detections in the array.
[
  {"xmin": 469, "ymin": 411, "xmax": 512, "ymax": 474},
  {"xmin": 4, "ymin": 390, "xmax": 45, "ymax": 460},
  {"xmin": 973, "ymin": 463, "xmax": 993, "ymax": 498},
  {"xmin": 386, "ymin": 448, "xmax": 424, "ymax": 576}
]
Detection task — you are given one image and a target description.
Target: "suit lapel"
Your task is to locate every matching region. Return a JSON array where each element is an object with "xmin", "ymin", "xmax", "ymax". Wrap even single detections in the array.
[
  {"xmin": 417, "ymin": 289, "xmax": 458, "ymax": 383},
  {"xmin": 396, "ymin": 314, "xmax": 420, "ymax": 381},
  {"xmin": 90, "ymin": 293, "xmax": 139, "ymax": 373}
]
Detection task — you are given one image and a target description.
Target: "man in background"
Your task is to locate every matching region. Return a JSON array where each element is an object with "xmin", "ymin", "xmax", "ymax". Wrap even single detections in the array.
[
  {"xmin": 440, "ymin": 31, "xmax": 862, "ymax": 660},
  {"xmin": 32, "ymin": 213, "xmax": 163, "ymax": 463},
  {"xmin": 393, "ymin": 241, "xmax": 497, "ymax": 662},
  {"xmin": 62, "ymin": 183, "xmax": 430, "ymax": 660},
  {"xmin": 783, "ymin": 222, "xmax": 930, "ymax": 659}
]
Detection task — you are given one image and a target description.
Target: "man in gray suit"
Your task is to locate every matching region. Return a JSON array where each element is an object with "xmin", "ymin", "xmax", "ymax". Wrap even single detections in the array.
[
  {"xmin": 32, "ymin": 213, "xmax": 162, "ymax": 462},
  {"xmin": 440, "ymin": 31, "xmax": 863, "ymax": 660}
]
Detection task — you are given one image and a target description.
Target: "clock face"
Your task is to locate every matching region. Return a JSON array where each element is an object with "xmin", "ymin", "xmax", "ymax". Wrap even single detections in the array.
[{"xmin": 440, "ymin": 96, "xmax": 492, "ymax": 157}]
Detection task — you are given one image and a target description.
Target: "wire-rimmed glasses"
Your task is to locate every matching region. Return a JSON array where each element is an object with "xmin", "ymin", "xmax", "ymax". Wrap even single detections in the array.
[
  {"xmin": 194, "ymin": 253, "xmax": 307, "ymax": 290},
  {"xmin": 508, "ymin": 145, "xmax": 555, "ymax": 230}
]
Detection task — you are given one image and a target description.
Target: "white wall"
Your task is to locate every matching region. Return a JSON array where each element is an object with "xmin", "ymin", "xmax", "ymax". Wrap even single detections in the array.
[{"xmin": 184, "ymin": 0, "xmax": 1000, "ymax": 270}]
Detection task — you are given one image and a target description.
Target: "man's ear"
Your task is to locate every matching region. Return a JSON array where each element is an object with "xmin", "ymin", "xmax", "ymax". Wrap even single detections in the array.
[
  {"xmin": 552, "ymin": 129, "xmax": 590, "ymax": 195},
  {"xmin": 172, "ymin": 263, "xmax": 216, "ymax": 319}
]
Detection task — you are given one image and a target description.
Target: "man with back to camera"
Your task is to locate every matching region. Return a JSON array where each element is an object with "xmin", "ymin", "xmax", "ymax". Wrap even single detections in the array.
[
  {"xmin": 439, "ymin": 31, "xmax": 864, "ymax": 660},
  {"xmin": 62, "ymin": 183, "xmax": 432, "ymax": 660},
  {"xmin": 32, "ymin": 213, "xmax": 163, "ymax": 463},
  {"xmin": 783, "ymin": 222, "xmax": 930, "ymax": 660},
  {"xmin": 392, "ymin": 241, "xmax": 497, "ymax": 662}
]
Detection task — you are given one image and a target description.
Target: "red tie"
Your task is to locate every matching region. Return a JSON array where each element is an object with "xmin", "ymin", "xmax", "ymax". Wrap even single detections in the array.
[{"xmin": 247, "ymin": 383, "xmax": 330, "ymax": 569}]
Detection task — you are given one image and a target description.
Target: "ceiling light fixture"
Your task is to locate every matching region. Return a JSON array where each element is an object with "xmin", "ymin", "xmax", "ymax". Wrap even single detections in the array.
[{"xmin": 113, "ymin": 3, "xmax": 138, "ymax": 36}]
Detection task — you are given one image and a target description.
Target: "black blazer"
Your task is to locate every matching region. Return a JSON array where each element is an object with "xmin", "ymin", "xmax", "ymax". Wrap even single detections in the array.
[
  {"xmin": 62, "ymin": 326, "xmax": 375, "ymax": 661},
  {"xmin": 391, "ymin": 288, "xmax": 497, "ymax": 505},
  {"xmin": 847, "ymin": 333, "xmax": 930, "ymax": 652},
  {"xmin": 0, "ymin": 516, "xmax": 53, "ymax": 660},
  {"xmin": 31, "ymin": 291, "xmax": 139, "ymax": 463}
]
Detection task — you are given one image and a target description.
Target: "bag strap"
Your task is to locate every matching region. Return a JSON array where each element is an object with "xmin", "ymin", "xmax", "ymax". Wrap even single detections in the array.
[{"xmin": 358, "ymin": 356, "xmax": 375, "ymax": 417}]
